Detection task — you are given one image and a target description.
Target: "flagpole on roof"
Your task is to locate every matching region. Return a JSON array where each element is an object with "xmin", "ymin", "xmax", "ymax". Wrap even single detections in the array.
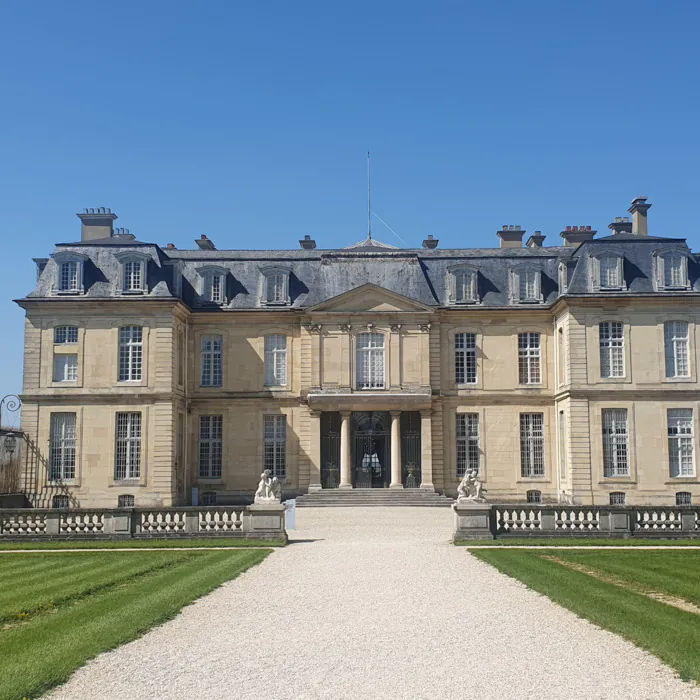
[{"xmin": 367, "ymin": 151, "xmax": 372, "ymax": 240}]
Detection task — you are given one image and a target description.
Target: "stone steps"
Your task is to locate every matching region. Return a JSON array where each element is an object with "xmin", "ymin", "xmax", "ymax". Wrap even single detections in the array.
[{"xmin": 296, "ymin": 489, "xmax": 454, "ymax": 508}]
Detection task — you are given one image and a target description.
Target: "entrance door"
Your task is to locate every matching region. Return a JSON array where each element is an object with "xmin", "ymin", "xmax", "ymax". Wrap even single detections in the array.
[{"xmin": 352, "ymin": 411, "xmax": 390, "ymax": 488}]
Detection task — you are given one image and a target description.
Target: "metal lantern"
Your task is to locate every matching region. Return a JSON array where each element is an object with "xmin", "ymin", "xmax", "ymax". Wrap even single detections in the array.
[{"xmin": 3, "ymin": 433, "xmax": 17, "ymax": 455}]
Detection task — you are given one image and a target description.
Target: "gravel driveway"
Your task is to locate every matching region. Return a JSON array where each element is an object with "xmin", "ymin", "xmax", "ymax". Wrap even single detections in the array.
[{"xmin": 48, "ymin": 507, "xmax": 700, "ymax": 700}]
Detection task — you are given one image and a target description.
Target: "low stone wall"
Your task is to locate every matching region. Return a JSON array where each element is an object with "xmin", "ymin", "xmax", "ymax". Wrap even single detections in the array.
[
  {"xmin": 454, "ymin": 503, "xmax": 700, "ymax": 541},
  {"xmin": 0, "ymin": 504, "xmax": 287, "ymax": 542}
]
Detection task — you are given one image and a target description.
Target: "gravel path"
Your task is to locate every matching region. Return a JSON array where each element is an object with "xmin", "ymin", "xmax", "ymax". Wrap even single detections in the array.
[{"xmin": 47, "ymin": 507, "xmax": 700, "ymax": 700}]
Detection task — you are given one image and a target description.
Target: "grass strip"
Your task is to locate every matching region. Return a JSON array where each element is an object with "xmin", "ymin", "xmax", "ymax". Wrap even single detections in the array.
[
  {"xmin": 472, "ymin": 548, "xmax": 700, "ymax": 683},
  {"xmin": 457, "ymin": 537, "xmax": 700, "ymax": 547},
  {"xmin": 0, "ymin": 537, "xmax": 285, "ymax": 550},
  {"xmin": 0, "ymin": 549, "xmax": 269, "ymax": 700}
]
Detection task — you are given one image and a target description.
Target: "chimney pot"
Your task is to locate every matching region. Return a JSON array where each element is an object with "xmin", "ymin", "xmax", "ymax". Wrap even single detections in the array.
[{"xmin": 560, "ymin": 226, "xmax": 597, "ymax": 247}]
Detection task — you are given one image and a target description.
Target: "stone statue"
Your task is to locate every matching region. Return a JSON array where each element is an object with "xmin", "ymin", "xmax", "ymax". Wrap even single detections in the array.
[
  {"xmin": 254, "ymin": 469, "xmax": 282, "ymax": 504},
  {"xmin": 457, "ymin": 469, "xmax": 486, "ymax": 503}
]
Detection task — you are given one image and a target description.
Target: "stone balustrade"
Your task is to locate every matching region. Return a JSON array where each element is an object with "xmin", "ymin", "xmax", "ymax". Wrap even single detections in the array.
[{"xmin": 0, "ymin": 504, "xmax": 287, "ymax": 542}]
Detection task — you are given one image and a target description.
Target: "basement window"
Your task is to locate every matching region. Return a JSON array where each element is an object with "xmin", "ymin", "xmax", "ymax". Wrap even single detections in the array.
[
  {"xmin": 609, "ymin": 491, "xmax": 626, "ymax": 506},
  {"xmin": 526, "ymin": 490, "xmax": 542, "ymax": 504}
]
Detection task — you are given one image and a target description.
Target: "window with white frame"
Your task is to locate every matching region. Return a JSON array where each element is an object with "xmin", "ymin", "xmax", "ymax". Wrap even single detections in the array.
[
  {"xmin": 526, "ymin": 490, "xmax": 542, "ymax": 504},
  {"xmin": 609, "ymin": 491, "xmax": 626, "ymax": 505},
  {"xmin": 597, "ymin": 255, "xmax": 624, "ymax": 290},
  {"xmin": 118, "ymin": 494, "xmax": 135, "ymax": 507},
  {"xmin": 54, "ymin": 354, "xmax": 78, "ymax": 382},
  {"xmin": 264, "ymin": 415, "xmax": 286, "ymax": 478},
  {"xmin": 455, "ymin": 332, "xmax": 477, "ymax": 385},
  {"xmin": 56, "ymin": 257, "xmax": 84, "ymax": 293},
  {"xmin": 518, "ymin": 332, "xmax": 541, "ymax": 384},
  {"xmin": 599, "ymin": 321, "xmax": 625, "ymax": 378},
  {"xmin": 668, "ymin": 409, "xmax": 695, "ymax": 478},
  {"xmin": 513, "ymin": 267, "xmax": 541, "ymax": 303},
  {"xmin": 263, "ymin": 270, "xmax": 289, "ymax": 305},
  {"xmin": 676, "ymin": 491, "xmax": 692, "ymax": 506},
  {"xmin": 665, "ymin": 321, "xmax": 690, "ymax": 378},
  {"xmin": 201, "ymin": 335, "xmax": 223, "ymax": 387},
  {"xmin": 356, "ymin": 332, "xmax": 385, "ymax": 390},
  {"xmin": 52, "ymin": 494, "xmax": 70, "ymax": 509},
  {"xmin": 264, "ymin": 335, "xmax": 287, "ymax": 386},
  {"xmin": 456, "ymin": 413, "xmax": 479, "ymax": 477},
  {"xmin": 54, "ymin": 326, "xmax": 78, "ymax": 344},
  {"xmin": 115, "ymin": 412, "xmax": 141, "ymax": 480},
  {"xmin": 201, "ymin": 269, "xmax": 226, "ymax": 304},
  {"xmin": 49, "ymin": 413, "xmax": 76, "ymax": 481},
  {"xmin": 451, "ymin": 268, "xmax": 478, "ymax": 304},
  {"xmin": 199, "ymin": 415, "xmax": 223, "ymax": 478},
  {"xmin": 657, "ymin": 253, "xmax": 688, "ymax": 290},
  {"xmin": 114, "ymin": 252, "xmax": 149, "ymax": 294},
  {"xmin": 520, "ymin": 413, "xmax": 545, "ymax": 477},
  {"xmin": 118, "ymin": 326, "xmax": 143, "ymax": 381},
  {"xmin": 602, "ymin": 409, "xmax": 629, "ymax": 477}
]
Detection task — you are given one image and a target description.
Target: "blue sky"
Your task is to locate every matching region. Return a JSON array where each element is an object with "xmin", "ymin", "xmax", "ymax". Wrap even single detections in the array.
[{"xmin": 1, "ymin": 0, "xmax": 699, "ymax": 404}]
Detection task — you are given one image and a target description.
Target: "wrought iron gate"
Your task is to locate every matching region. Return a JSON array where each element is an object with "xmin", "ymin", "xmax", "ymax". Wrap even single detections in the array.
[
  {"xmin": 401, "ymin": 411, "xmax": 422, "ymax": 488},
  {"xmin": 320, "ymin": 412, "xmax": 341, "ymax": 489},
  {"xmin": 352, "ymin": 412, "xmax": 390, "ymax": 488}
]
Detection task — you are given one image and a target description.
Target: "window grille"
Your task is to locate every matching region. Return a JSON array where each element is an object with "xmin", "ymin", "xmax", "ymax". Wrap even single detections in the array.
[
  {"xmin": 456, "ymin": 413, "xmax": 479, "ymax": 477},
  {"xmin": 49, "ymin": 413, "xmax": 76, "ymax": 481},
  {"xmin": 204, "ymin": 274, "xmax": 225, "ymax": 303},
  {"xmin": 520, "ymin": 413, "xmax": 545, "ymax": 477},
  {"xmin": 455, "ymin": 333, "xmax": 477, "ymax": 385},
  {"xmin": 599, "ymin": 321, "xmax": 624, "ymax": 378},
  {"xmin": 52, "ymin": 494, "xmax": 70, "ymax": 509},
  {"xmin": 453, "ymin": 269, "xmax": 477, "ymax": 303},
  {"xmin": 59, "ymin": 261, "xmax": 80, "ymax": 292},
  {"xmin": 602, "ymin": 409, "xmax": 629, "ymax": 477},
  {"xmin": 54, "ymin": 326, "xmax": 78, "ymax": 344},
  {"xmin": 265, "ymin": 273, "xmax": 287, "ymax": 304},
  {"xmin": 123, "ymin": 260, "xmax": 144, "ymax": 292},
  {"xmin": 264, "ymin": 415, "xmax": 286, "ymax": 478},
  {"xmin": 177, "ymin": 330, "xmax": 185, "ymax": 386},
  {"xmin": 199, "ymin": 415, "xmax": 223, "ymax": 478},
  {"xmin": 664, "ymin": 321, "xmax": 690, "ymax": 378},
  {"xmin": 599, "ymin": 256, "xmax": 622, "ymax": 289},
  {"xmin": 668, "ymin": 409, "xmax": 695, "ymax": 477},
  {"xmin": 356, "ymin": 333, "xmax": 385, "ymax": 390},
  {"xmin": 118, "ymin": 494, "xmax": 135, "ymax": 507},
  {"xmin": 118, "ymin": 326, "xmax": 143, "ymax": 381},
  {"xmin": 676, "ymin": 491, "xmax": 692, "ymax": 506},
  {"xmin": 54, "ymin": 354, "xmax": 78, "ymax": 382},
  {"xmin": 201, "ymin": 335, "xmax": 223, "ymax": 387},
  {"xmin": 609, "ymin": 491, "xmax": 626, "ymax": 505},
  {"xmin": 115, "ymin": 412, "xmax": 141, "ymax": 480},
  {"xmin": 526, "ymin": 490, "xmax": 542, "ymax": 504},
  {"xmin": 518, "ymin": 333, "xmax": 541, "ymax": 384},
  {"xmin": 200, "ymin": 491, "xmax": 217, "ymax": 506},
  {"xmin": 264, "ymin": 335, "xmax": 287, "ymax": 386}
]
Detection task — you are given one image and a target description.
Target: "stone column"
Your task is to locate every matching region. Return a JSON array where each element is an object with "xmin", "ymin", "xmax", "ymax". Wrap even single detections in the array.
[
  {"xmin": 390, "ymin": 411, "xmax": 403, "ymax": 489},
  {"xmin": 339, "ymin": 411, "xmax": 352, "ymax": 489},
  {"xmin": 308, "ymin": 410, "xmax": 322, "ymax": 492},
  {"xmin": 419, "ymin": 409, "xmax": 434, "ymax": 491}
]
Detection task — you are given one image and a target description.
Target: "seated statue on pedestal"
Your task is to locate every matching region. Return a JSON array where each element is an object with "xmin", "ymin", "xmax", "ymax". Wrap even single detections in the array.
[
  {"xmin": 456, "ymin": 469, "xmax": 486, "ymax": 503},
  {"xmin": 254, "ymin": 469, "xmax": 282, "ymax": 504}
]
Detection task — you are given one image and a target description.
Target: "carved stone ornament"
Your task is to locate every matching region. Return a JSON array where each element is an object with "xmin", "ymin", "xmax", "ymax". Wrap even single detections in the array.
[
  {"xmin": 420, "ymin": 323, "xmax": 432, "ymax": 333},
  {"xmin": 305, "ymin": 324, "xmax": 322, "ymax": 334},
  {"xmin": 390, "ymin": 324, "xmax": 402, "ymax": 333},
  {"xmin": 456, "ymin": 469, "xmax": 487, "ymax": 503},
  {"xmin": 338, "ymin": 323, "xmax": 352, "ymax": 333},
  {"xmin": 254, "ymin": 469, "xmax": 283, "ymax": 504}
]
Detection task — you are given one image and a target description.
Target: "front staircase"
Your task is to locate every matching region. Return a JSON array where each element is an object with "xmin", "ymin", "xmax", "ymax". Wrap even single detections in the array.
[{"xmin": 295, "ymin": 488, "xmax": 454, "ymax": 507}]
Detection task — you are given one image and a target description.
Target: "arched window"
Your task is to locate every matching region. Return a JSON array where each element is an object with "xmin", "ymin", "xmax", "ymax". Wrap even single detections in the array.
[
  {"xmin": 356, "ymin": 333, "xmax": 385, "ymax": 390},
  {"xmin": 115, "ymin": 252, "xmax": 149, "ymax": 294}
]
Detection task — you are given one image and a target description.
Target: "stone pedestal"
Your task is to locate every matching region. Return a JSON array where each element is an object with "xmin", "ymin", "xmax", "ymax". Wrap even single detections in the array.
[
  {"xmin": 452, "ymin": 502, "xmax": 494, "ymax": 542},
  {"xmin": 245, "ymin": 503, "xmax": 288, "ymax": 541}
]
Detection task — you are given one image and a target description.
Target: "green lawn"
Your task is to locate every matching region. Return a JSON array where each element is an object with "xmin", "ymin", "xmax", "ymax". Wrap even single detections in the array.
[
  {"xmin": 471, "ymin": 548, "xmax": 700, "ymax": 682},
  {"xmin": 0, "ymin": 549, "xmax": 270, "ymax": 700},
  {"xmin": 0, "ymin": 537, "xmax": 286, "ymax": 550},
  {"xmin": 456, "ymin": 537, "xmax": 700, "ymax": 546}
]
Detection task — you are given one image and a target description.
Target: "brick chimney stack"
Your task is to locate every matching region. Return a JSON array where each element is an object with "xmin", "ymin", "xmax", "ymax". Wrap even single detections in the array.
[
  {"xmin": 497, "ymin": 225, "xmax": 525, "ymax": 248},
  {"xmin": 628, "ymin": 195, "xmax": 651, "ymax": 236},
  {"xmin": 77, "ymin": 207, "xmax": 117, "ymax": 241},
  {"xmin": 560, "ymin": 225, "xmax": 596, "ymax": 247}
]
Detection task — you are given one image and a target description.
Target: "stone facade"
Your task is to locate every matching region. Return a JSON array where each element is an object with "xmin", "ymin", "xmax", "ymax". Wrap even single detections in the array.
[{"xmin": 15, "ymin": 199, "xmax": 700, "ymax": 507}]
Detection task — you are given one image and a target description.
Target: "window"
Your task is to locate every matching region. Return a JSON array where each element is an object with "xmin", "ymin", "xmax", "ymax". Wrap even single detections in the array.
[
  {"xmin": 264, "ymin": 415, "xmax": 286, "ymax": 479},
  {"xmin": 518, "ymin": 333, "xmax": 541, "ymax": 385},
  {"xmin": 456, "ymin": 413, "xmax": 479, "ymax": 477},
  {"xmin": 177, "ymin": 329, "xmax": 185, "ymax": 386},
  {"xmin": 609, "ymin": 492, "xmax": 626, "ymax": 506},
  {"xmin": 52, "ymin": 494, "xmax": 70, "ymax": 509},
  {"xmin": 199, "ymin": 415, "xmax": 223, "ymax": 478},
  {"xmin": 513, "ymin": 268, "xmax": 541, "ymax": 303},
  {"xmin": 57, "ymin": 261, "xmax": 81, "ymax": 292},
  {"xmin": 520, "ymin": 413, "xmax": 545, "ymax": 477},
  {"xmin": 665, "ymin": 321, "xmax": 690, "ymax": 378},
  {"xmin": 676, "ymin": 491, "xmax": 692, "ymax": 506},
  {"xmin": 49, "ymin": 413, "xmax": 76, "ymax": 481},
  {"xmin": 54, "ymin": 355, "xmax": 78, "ymax": 382},
  {"xmin": 115, "ymin": 412, "xmax": 142, "ymax": 480},
  {"xmin": 118, "ymin": 494, "xmax": 135, "ymax": 508},
  {"xmin": 356, "ymin": 333, "xmax": 385, "ymax": 390},
  {"xmin": 599, "ymin": 256, "xmax": 623, "ymax": 290},
  {"xmin": 118, "ymin": 326, "xmax": 143, "ymax": 381},
  {"xmin": 264, "ymin": 335, "xmax": 287, "ymax": 386},
  {"xmin": 558, "ymin": 263, "xmax": 568, "ymax": 294},
  {"xmin": 668, "ymin": 409, "xmax": 695, "ymax": 477},
  {"xmin": 54, "ymin": 326, "xmax": 78, "ymax": 344},
  {"xmin": 657, "ymin": 254, "xmax": 688, "ymax": 290},
  {"xmin": 526, "ymin": 490, "xmax": 542, "ymax": 504},
  {"xmin": 263, "ymin": 271, "xmax": 289, "ymax": 305},
  {"xmin": 602, "ymin": 409, "xmax": 629, "ymax": 477},
  {"xmin": 200, "ymin": 491, "xmax": 217, "ymax": 506},
  {"xmin": 200, "ymin": 269, "xmax": 227, "ymax": 304},
  {"xmin": 451, "ymin": 268, "xmax": 478, "ymax": 304},
  {"xmin": 455, "ymin": 333, "xmax": 477, "ymax": 385},
  {"xmin": 559, "ymin": 410, "xmax": 566, "ymax": 479},
  {"xmin": 122, "ymin": 260, "xmax": 144, "ymax": 292},
  {"xmin": 599, "ymin": 322, "xmax": 625, "ymax": 378},
  {"xmin": 201, "ymin": 335, "xmax": 223, "ymax": 387}
]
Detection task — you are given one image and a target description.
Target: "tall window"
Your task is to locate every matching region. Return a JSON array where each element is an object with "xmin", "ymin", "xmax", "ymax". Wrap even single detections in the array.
[
  {"xmin": 264, "ymin": 272, "xmax": 288, "ymax": 304},
  {"xmin": 115, "ymin": 412, "xmax": 141, "ymax": 480},
  {"xmin": 520, "ymin": 413, "xmax": 544, "ymax": 477},
  {"xmin": 513, "ymin": 268, "xmax": 540, "ymax": 302},
  {"xmin": 665, "ymin": 321, "xmax": 690, "ymax": 378},
  {"xmin": 356, "ymin": 333, "xmax": 385, "ymax": 390},
  {"xmin": 201, "ymin": 335, "xmax": 223, "ymax": 387},
  {"xmin": 54, "ymin": 326, "xmax": 78, "ymax": 344},
  {"xmin": 668, "ymin": 409, "xmax": 695, "ymax": 478},
  {"xmin": 456, "ymin": 413, "xmax": 479, "ymax": 477},
  {"xmin": 202, "ymin": 272, "xmax": 225, "ymax": 304},
  {"xmin": 455, "ymin": 332, "xmax": 477, "ymax": 385},
  {"xmin": 599, "ymin": 256, "xmax": 623, "ymax": 289},
  {"xmin": 54, "ymin": 355, "xmax": 78, "ymax": 382},
  {"xmin": 118, "ymin": 326, "xmax": 143, "ymax": 381},
  {"xmin": 264, "ymin": 335, "xmax": 287, "ymax": 386},
  {"xmin": 602, "ymin": 409, "xmax": 629, "ymax": 477},
  {"xmin": 59, "ymin": 261, "xmax": 80, "ymax": 292},
  {"xmin": 264, "ymin": 415, "xmax": 286, "ymax": 478},
  {"xmin": 599, "ymin": 322, "xmax": 624, "ymax": 378},
  {"xmin": 657, "ymin": 254, "xmax": 687, "ymax": 289},
  {"xmin": 199, "ymin": 415, "xmax": 223, "ymax": 478},
  {"xmin": 452, "ymin": 269, "xmax": 477, "ymax": 304},
  {"xmin": 518, "ymin": 333, "xmax": 541, "ymax": 384},
  {"xmin": 122, "ymin": 260, "xmax": 144, "ymax": 292},
  {"xmin": 49, "ymin": 413, "xmax": 76, "ymax": 481}
]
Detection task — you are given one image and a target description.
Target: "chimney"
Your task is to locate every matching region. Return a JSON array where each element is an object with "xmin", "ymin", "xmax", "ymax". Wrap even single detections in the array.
[
  {"xmin": 422, "ymin": 234, "xmax": 439, "ymax": 249},
  {"xmin": 560, "ymin": 225, "xmax": 596, "ymax": 247},
  {"xmin": 608, "ymin": 217, "xmax": 633, "ymax": 236},
  {"xmin": 497, "ymin": 225, "xmax": 525, "ymax": 248},
  {"xmin": 628, "ymin": 195, "xmax": 651, "ymax": 236},
  {"xmin": 77, "ymin": 207, "xmax": 117, "ymax": 241},
  {"xmin": 526, "ymin": 231, "xmax": 546, "ymax": 248},
  {"xmin": 299, "ymin": 234, "xmax": 317, "ymax": 250},
  {"xmin": 113, "ymin": 227, "xmax": 136, "ymax": 240},
  {"xmin": 166, "ymin": 243, "xmax": 178, "ymax": 250},
  {"xmin": 196, "ymin": 234, "xmax": 216, "ymax": 251}
]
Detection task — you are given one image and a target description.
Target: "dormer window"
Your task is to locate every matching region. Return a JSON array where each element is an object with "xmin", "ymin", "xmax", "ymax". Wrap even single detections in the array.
[
  {"xmin": 591, "ymin": 253, "xmax": 625, "ymax": 291},
  {"xmin": 53, "ymin": 252, "xmax": 87, "ymax": 295},
  {"xmin": 198, "ymin": 266, "xmax": 228, "ymax": 305},
  {"xmin": 262, "ymin": 269, "xmax": 290, "ymax": 305},
  {"xmin": 450, "ymin": 267, "xmax": 478, "ymax": 304},
  {"xmin": 558, "ymin": 263, "xmax": 568, "ymax": 294},
  {"xmin": 656, "ymin": 253, "xmax": 689, "ymax": 290},
  {"xmin": 511, "ymin": 266, "xmax": 542, "ymax": 303},
  {"xmin": 115, "ymin": 252, "xmax": 149, "ymax": 294}
]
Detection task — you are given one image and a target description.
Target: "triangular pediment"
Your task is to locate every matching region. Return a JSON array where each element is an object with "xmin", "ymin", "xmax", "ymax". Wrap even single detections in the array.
[{"xmin": 307, "ymin": 284, "xmax": 434, "ymax": 313}]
